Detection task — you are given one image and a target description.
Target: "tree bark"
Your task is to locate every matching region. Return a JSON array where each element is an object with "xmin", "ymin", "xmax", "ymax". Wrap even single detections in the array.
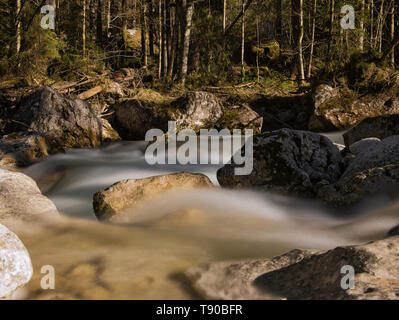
[
  {"xmin": 181, "ymin": 0, "xmax": 194, "ymax": 85},
  {"xmin": 82, "ymin": 0, "xmax": 86, "ymax": 57},
  {"xmin": 16, "ymin": 0, "xmax": 21, "ymax": 54},
  {"xmin": 298, "ymin": 0, "xmax": 305, "ymax": 84},
  {"xmin": 141, "ymin": 0, "xmax": 148, "ymax": 67},
  {"xmin": 307, "ymin": 0, "xmax": 317, "ymax": 78},
  {"xmin": 241, "ymin": 0, "xmax": 245, "ymax": 81},
  {"xmin": 327, "ymin": 0, "xmax": 335, "ymax": 57},
  {"xmin": 391, "ymin": 0, "xmax": 395, "ymax": 67},
  {"xmin": 360, "ymin": 0, "xmax": 365, "ymax": 51}
]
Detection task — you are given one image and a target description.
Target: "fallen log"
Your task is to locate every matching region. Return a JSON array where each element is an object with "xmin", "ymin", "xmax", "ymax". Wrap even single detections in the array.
[{"xmin": 76, "ymin": 85, "xmax": 104, "ymax": 100}]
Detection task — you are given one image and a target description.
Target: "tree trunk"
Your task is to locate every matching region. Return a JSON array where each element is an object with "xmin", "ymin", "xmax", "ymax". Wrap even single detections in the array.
[
  {"xmin": 106, "ymin": 0, "xmax": 111, "ymax": 40},
  {"xmin": 181, "ymin": 0, "xmax": 194, "ymax": 85},
  {"xmin": 158, "ymin": 0, "xmax": 163, "ymax": 78},
  {"xmin": 16, "ymin": 0, "xmax": 21, "ymax": 54},
  {"xmin": 122, "ymin": 0, "xmax": 128, "ymax": 53},
  {"xmin": 298, "ymin": 0, "xmax": 305, "ymax": 84},
  {"xmin": 327, "ymin": 0, "xmax": 335, "ymax": 57},
  {"xmin": 370, "ymin": 0, "xmax": 374, "ymax": 46},
  {"xmin": 97, "ymin": 0, "xmax": 103, "ymax": 46},
  {"xmin": 307, "ymin": 0, "xmax": 317, "ymax": 78},
  {"xmin": 149, "ymin": 0, "xmax": 155, "ymax": 56},
  {"xmin": 223, "ymin": 0, "xmax": 226, "ymax": 33},
  {"xmin": 241, "ymin": 0, "xmax": 245, "ymax": 81},
  {"xmin": 82, "ymin": 0, "xmax": 86, "ymax": 57},
  {"xmin": 360, "ymin": 0, "xmax": 365, "ymax": 51},
  {"xmin": 141, "ymin": 0, "xmax": 148, "ymax": 67},
  {"xmin": 391, "ymin": 0, "xmax": 395, "ymax": 67},
  {"xmin": 162, "ymin": 0, "xmax": 169, "ymax": 76}
]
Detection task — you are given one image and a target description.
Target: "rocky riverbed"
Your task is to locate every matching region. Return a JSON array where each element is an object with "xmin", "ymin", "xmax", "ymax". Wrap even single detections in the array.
[{"xmin": 1, "ymin": 86, "xmax": 399, "ymax": 300}]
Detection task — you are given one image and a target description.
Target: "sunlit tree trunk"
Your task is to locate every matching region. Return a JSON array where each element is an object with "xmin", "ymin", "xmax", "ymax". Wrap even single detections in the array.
[
  {"xmin": 298, "ymin": 0, "xmax": 305, "ymax": 84},
  {"xmin": 360, "ymin": 0, "xmax": 365, "ymax": 51},
  {"xmin": 15, "ymin": 0, "xmax": 21, "ymax": 54},
  {"xmin": 82, "ymin": 0, "xmax": 86, "ymax": 57},
  {"xmin": 181, "ymin": 0, "xmax": 194, "ymax": 85},
  {"xmin": 223, "ymin": 0, "xmax": 226, "ymax": 33},
  {"xmin": 141, "ymin": 0, "xmax": 148, "ymax": 67},
  {"xmin": 241, "ymin": 0, "xmax": 245, "ymax": 81},
  {"xmin": 307, "ymin": 0, "xmax": 317, "ymax": 78}
]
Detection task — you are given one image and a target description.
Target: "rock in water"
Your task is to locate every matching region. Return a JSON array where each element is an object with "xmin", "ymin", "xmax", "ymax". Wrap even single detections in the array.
[
  {"xmin": 217, "ymin": 129, "xmax": 343, "ymax": 197},
  {"xmin": 0, "ymin": 223, "xmax": 33, "ymax": 299},
  {"xmin": 0, "ymin": 168, "xmax": 60, "ymax": 227},
  {"xmin": 318, "ymin": 135, "xmax": 399, "ymax": 206},
  {"xmin": 344, "ymin": 114, "xmax": 399, "ymax": 147},
  {"xmin": 186, "ymin": 236, "xmax": 399, "ymax": 300},
  {"xmin": 93, "ymin": 172, "xmax": 214, "ymax": 222},
  {"xmin": 11, "ymin": 87, "xmax": 102, "ymax": 152}
]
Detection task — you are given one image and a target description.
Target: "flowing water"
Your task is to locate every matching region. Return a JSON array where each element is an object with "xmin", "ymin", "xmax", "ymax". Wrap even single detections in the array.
[{"xmin": 15, "ymin": 132, "xmax": 399, "ymax": 299}]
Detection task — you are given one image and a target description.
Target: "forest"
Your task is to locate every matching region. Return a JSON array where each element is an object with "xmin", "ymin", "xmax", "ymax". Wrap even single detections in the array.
[{"xmin": 0, "ymin": 0, "xmax": 398, "ymax": 90}]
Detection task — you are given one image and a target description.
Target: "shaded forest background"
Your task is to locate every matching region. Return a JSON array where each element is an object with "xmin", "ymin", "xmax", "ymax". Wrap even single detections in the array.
[{"xmin": 0, "ymin": 0, "xmax": 398, "ymax": 91}]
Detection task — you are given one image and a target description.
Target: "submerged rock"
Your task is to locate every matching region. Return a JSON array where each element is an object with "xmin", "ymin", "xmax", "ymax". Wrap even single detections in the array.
[
  {"xmin": 217, "ymin": 129, "xmax": 343, "ymax": 197},
  {"xmin": 344, "ymin": 114, "xmax": 399, "ymax": 147},
  {"xmin": 0, "ymin": 223, "xmax": 33, "ymax": 299},
  {"xmin": 186, "ymin": 237, "xmax": 399, "ymax": 300},
  {"xmin": 93, "ymin": 172, "xmax": 214, "ymax": 222},
  {"xmin": 318, "ymin": 135, "xmax": 399, "ymax": 206},
  {"xmin": 0, "ymin": 168, "xmax": 60, "ymax": 227}
]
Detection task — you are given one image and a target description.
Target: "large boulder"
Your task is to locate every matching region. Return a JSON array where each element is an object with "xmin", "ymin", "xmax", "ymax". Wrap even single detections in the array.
[
  {"xmin": 343, "ymin": 114, "xmax": 399, "ymax": 147},
  {"xmin": 0, "ymin": 168, "xmax": 60, "ymax": 227},
  {"xmin": 0, "ymin": 133, "xmax": 49, "ymax": 167},
  {"xmin": 318, "ymin": 135, "xmax": 399, "ymax": 206},
  {"xmin": 10, "ymin": 87, "xmax": 102, "ymax": 152},
  {"xmin": 93, "ymin": 172, "xmax": 214, "ymax": 222},
  {"xmin": 186, "ymin": 236, "xmax": 399, "ymax": 300},
  {"xmin": 217, "ymin": 129, "xmax": 343, "ymax": 197},
  {"xmin": 171, "ymin": 91, "xmax": 223, "ymax": 131},
  {"xmin": 113, "ymin": 99, "xmax": 168, "ymax": 140},
  {"xmin": 219, "ymin": 103, "xmax": 263, "ymax": 134},
  {"xmin": 112, "ymin": 91, "xmax": 224, "ymax": 140},
  {"xmin": 0, "ymin": 223, "xmax": 33, "ymax": 299},
  {"xmin": 309, "ymin": 85, "xmax": 399, "ymax": 130}
]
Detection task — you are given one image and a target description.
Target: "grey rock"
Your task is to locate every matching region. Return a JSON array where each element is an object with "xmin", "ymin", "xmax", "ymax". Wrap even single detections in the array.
[
  {"xmin": 318, "ymin": 135, "xmax": 399, "ymax": 206},
  {"xmin": 186, "ymin": 237, "xmax": 399, "ymax": 300},
  {"xmin": 0, "ymin": 168, "xmax": 61, "ymax": 227},
  {"xmin": 217, "ymin": 129, "xmax": 343, "ymax": 197},
  {"xmin": 93, "ymin": 172, "xmax": 214, "ymax": 222},
  {"xmin": 172, "ymin": 91, "xmax": 223, "ymax": 131},
  {"xmin": 349, "ymin": 138, "xmax": 381, "ymax": 155},
  {"xmin": 11, "ymin": 87, "xmax": 102, "ymax": 152},
  {"xmin": 344, "ymin": 114, "xmax": 399, "ymax": 147},
  {"xmin": 310, "ymin": 84, "xmax": 399, "ymax": 130},
  {"xmin": 0, "ymin": 223, "xmax": 33, "ymax": 299}
]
